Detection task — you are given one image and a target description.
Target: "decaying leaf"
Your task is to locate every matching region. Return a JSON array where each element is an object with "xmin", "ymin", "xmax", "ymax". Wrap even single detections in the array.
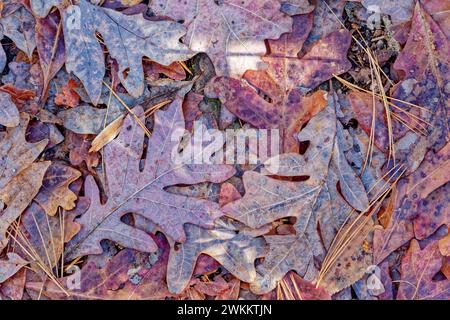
[
  {"xmin": 374, "ymin": 142, "xmax": 450, "ymax": 264},
  {"xmin": 0, "ymin": 113, "xmax": 48, "ymax": 190},
  {"xmin": 167, "ymin": 219, "xmax": 266, "ymax": 294},
  {"xmin": 222, "ymin": 95, "xmax": 369, "ymax": 294},
  {"xmin": 30, "ymin": 0, "xmax": 62, "ymax": 18},
  {"xmin": 0, "ymin": 91, "xmax": 20, "ymax": 127},
  {"xmin": 398, "ymin": 240, "xmax": 450, "ymax": 300},
  {"xmin": 150, "ymin": 0, "xmax": 292, "ymax": 77},
  {"xmin": 0, "ymin": 253, "xmax": 27, "ymax": 283},
  {"xmin": 63, "ymin": 0, "xmax": 193, "ymax": 104},
  {"xmin": 36, "ymin": 9, "xmax": 65, "ymax": 100},
  {"xmin": 205, "ymin": 15, "xmax": 351, "ymax": 152},
  {"xmin": 33, "ymin": 163, "xmax": 81, "ymax": 216},
  {"xmin": 26, "ymin": 233, "xmax": 173, "ymax": 300},
  {"xmin": 0, "ymin": 161, "xmax": 50, "ymax": 250},
  {"xmin": 57, "ymin": 104, "xmax": 122, "ymax": 134},
  {"xmin": 0, "ymin": 6, "xmax": 36, "ymax": 59},
  {"xmin": 65, "ymin": 96, "xmax": 235, "ymax": 260},
  {"xmin": 392, "ymin": 2, "xmax": 450, "ymax": 168}
]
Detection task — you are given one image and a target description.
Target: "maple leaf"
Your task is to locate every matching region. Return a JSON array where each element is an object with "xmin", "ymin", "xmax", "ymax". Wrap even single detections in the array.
[
  {"xmin": 397, "ymin": 240, "xmax": 450, "ymax": 300},
  {"xmin": 62, "ymin": 0, "xmax": 194, "ymax": 104},
  {"xmin": 149, "ymin": 0, "xmax": 292, "ymax": 78},
  {"xmin": 205, "ymin": 15, "xmax": 351, "ymax": 152},
  {"xmin": 221, "ymin": 95, "xmax": 369, "ymax": 293},
  {"xmin": 167, "ymin": 219, "xmax": 266, "ymax": 294},
  {"xmin": 27, "ymin": 233, "xmax": 173, "ymax": 300},
  {"xmin": 65, "ymin": 97, "xmax": 235, "ymax": 260}
]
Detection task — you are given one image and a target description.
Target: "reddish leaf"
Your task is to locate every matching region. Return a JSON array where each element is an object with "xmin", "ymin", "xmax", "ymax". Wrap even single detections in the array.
[
  {"xmin": 150, "ymin": 0, "xmax": 292, "ymax": 78},
  {"xmin": 374, "ymin": 142, "xmax": 450, "ymax": 263},
  {"xmin": 33, "ymin": 163, "xmax": 81, "ymax": 216},
  {"xmin": 26, "ymin": 233, "xmax": 173, "ymax": 300},
  {"xmin": 54, "ymin": 79, "xmax": 80, "ymax": 107},
  {"xmin": 392, "ymin": 2, "xmax": 450, "ymax": 167},
  {"xmin": 205, "ymin": 17, "xmax": 351, "ymax": 152},
  {"xmin": 398, "ymin": 240, "xmax": 450, "ymax": 300},
  {"xmin": 36, "ymin": 9, "xmax": 65, "ymax": 101},
  {"xmin": 65, "ymin": 97, "xmax": 235, "ymax": 260}
]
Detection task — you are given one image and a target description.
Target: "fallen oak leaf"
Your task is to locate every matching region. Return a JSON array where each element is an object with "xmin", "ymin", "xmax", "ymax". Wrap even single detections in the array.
[
  {"xmin": 205, "ymin": 16, "xmax": 351, "ymax": 152},
  {"xmin": 33, "ymin": 163, "xmax": 81, "ymax": 216},
  {"xmin": 374, "ymin": 142, "xmax": 450, "ymax": 264},
  {"xmin": 0, "ymin": 253, "xmax": 28, "ymax": 284},
  {"xmin": 398, "ymin": 240, "xmax": 450, "ymax": 300},
  {"xmin": 65, "ymin": 97, "xmax": 235, "ymax": 260},
  {"xmin": 150, "ymin": 0, "xmax": 292, "ymax": 78},
  {"xmin": 232, "ymin": 95, "xmax": 369, "ymax": 294},
  {"xmin": 0, "ymin": 161, "xmax": 50, "ymax": 250},
  {"xmin": 26, "ymin": 233, "xmax": 173, "ymax": 300},
  {"xmin": 36, "ymin": 9, "xmax": 65, "ymax": 102},
  {"xmin": 390, "ymin": 1, "xmax": 450, "ymax": 169},
  {"xmin": 62, "ymin": 0, "xmax": 194, "ymax": 104},
  {"xmin": 0, "ymin": 113, "xmax": 48, "ymax": 190},
  {"xmin": 167, "ymin": 219, "xmax": 266, "ymax": 294}
]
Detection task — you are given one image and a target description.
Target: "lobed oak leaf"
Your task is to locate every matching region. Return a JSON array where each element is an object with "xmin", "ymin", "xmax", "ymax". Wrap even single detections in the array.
[
  {"xmin": 0, "ymin": 161, "xmax": 50, "ymax": 250},
  {"xmin": 167, "ymin": 219, "xmax": 266, "ymax": 294},
  {"xmin": 0, "ymin": 113, "xmax": 48, "ymax": 191},
  {"xmin": 205, "ymin": 15, "xmax": 351, "ymax": 152},
  {"xmin": 62, "ymin": 0, "xmax": 194, "ymax": 104},
  {"xmin": 65, "ymin": 97, "xmax": 235, "ymax": 260},
  {"xmin": 150, "ymin": 0, "xmax": 292, "ymax": 78},
  {"xmin": 33, "ymin": 163, "xmax": 81, "ymax": 216},
  {"xmin": 26, "ymin": 233, "xmax": 173, "ymax": 300},
  {"xmin": 224, "ymin": 95, "xmax": 369, "ymax": 294}
]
